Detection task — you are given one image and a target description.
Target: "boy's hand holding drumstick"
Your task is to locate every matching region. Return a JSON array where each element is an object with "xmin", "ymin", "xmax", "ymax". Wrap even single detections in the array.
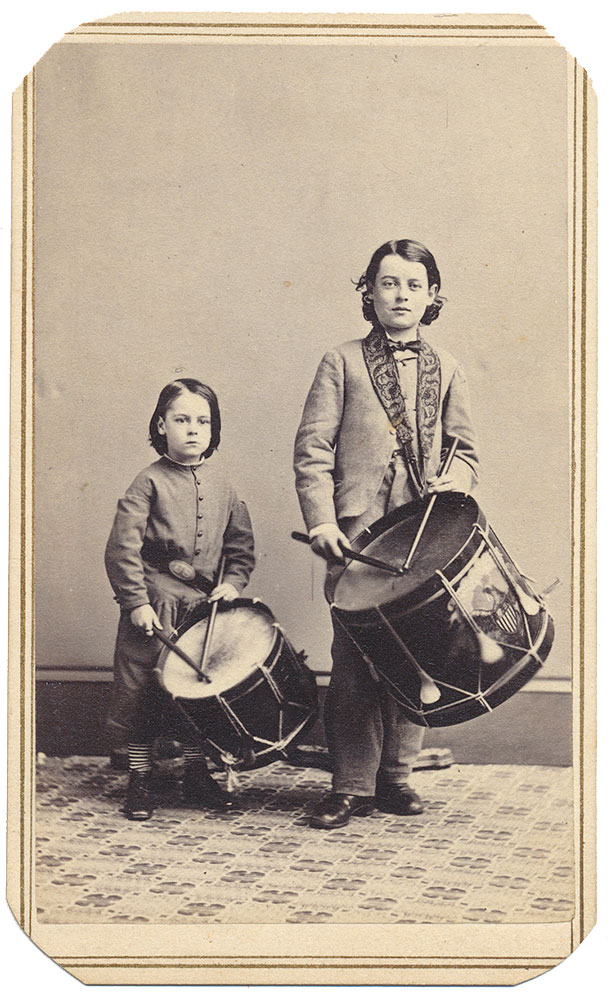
[
  {"xmin": 208, "ymin": 581, "xmax": 240, "ymax": 603},
  {"xmin": 130, "ymin": 604, "xmax": 163, "ymax": 637},
  {"xmin": 426, "ymin": 472, "xmax": 463, "ymax": 494},
  {"xmin": 309, "ymin": 524, "xmax": 350, "ymax": 563}
]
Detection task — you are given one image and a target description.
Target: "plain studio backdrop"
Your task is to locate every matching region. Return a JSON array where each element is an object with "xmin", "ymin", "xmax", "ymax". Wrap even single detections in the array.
[{"xmin": 33, "ymin": 40, "xmax": 569, "ymax": 690}]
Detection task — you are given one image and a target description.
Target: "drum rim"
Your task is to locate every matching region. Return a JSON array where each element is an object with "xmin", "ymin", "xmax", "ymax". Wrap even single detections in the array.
[
  {"xmin": 154, "ymin": 597, "xmax": 279, "ymax": 696},
  {"xmin": 333, "ymin": 496, "xmax": 487, "ymax": 622},
  {"xmin": 191, "ymin": 625, "xmax": 286, "ymax": 702}
]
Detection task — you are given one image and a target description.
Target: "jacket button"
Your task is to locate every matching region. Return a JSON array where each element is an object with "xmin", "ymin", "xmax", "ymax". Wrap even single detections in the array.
[
  {"xmin": 197, "ymin": 531, "xmax": 203, "ymax": 537},
  {"xmin": 195, "ymin": 548, "xmax": 201, "ymax": 555},
  {"xmin": 196, "ymin": 479, "xmax": 201, "ymax": 485},
  {"xmin": 198, "ymin": 496, "xmax": 204, "ymax": 501},
  {"xmin": 197, "ymin": 514, "xmax": 203, "ymax": 519}
]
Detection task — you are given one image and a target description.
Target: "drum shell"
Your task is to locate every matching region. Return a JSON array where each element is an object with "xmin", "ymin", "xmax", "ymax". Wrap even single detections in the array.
[{"xmin": 335, "ymin": 587, "xmax": 554, "ymax": 727}]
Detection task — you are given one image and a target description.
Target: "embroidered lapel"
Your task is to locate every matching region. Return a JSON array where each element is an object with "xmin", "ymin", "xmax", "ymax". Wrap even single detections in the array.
[{"xmin": 362, "ymin": 326, "xmax": 441, "ymax": 491}]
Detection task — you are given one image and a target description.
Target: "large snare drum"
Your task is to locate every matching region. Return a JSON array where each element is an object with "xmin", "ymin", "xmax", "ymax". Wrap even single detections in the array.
[
  {"xmin": 155, "ymin": 599, "xmax": 318, "ymax": 768},
  {"xmin": 331, "ymin": 494, "xmax": 554, "ymax": 727}
]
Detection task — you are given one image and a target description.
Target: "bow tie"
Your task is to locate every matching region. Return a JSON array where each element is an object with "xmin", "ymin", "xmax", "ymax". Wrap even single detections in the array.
[{"xmin": 388, "ymin": 339, "xmax": 422, "ymax": 353}]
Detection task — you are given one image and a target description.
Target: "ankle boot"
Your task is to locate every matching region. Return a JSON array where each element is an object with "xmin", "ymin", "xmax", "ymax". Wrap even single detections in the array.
[{"xmin": 124, "ymin": 770, "xmax": 153, "ymax": 821}]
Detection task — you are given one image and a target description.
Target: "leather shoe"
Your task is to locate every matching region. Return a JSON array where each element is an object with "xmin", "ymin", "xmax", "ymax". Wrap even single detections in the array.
[
  {"xmin": 183, "ymin": 761, "xmax": 238, "ymax": 811},
  {"xmin": 375, "ymin": 781, "xmax": 424, "ymax": 816},
  {"xmin": 309, "ymin": 792, "xmax": 375, "ymax": 829}
]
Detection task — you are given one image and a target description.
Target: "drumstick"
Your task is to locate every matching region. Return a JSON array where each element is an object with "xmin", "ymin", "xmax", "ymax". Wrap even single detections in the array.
[
  {"xmin": 401, "ymin": 436, "xmax": 460, "ymax": 573},
  {"xmin": 291, "ymin": 531, "xmax": 402, "ymax": 575},
  {"xmin": 153, "ymin": 627, "xmax": 206, "ymax": 679},
  {"xmin": 198, "ymin": 556, "xmax": 227, "ymax": 680}
]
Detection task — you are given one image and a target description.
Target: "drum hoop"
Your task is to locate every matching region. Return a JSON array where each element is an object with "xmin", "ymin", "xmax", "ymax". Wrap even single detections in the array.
[
  {"xmin": 155, "ymin": 597, "xmax": 279, "ymax": 695},
  {"xmin": 404, "ymin": 518, "xmax": 544, "ymax": 619},
  {"xmin": 398, "ymin": 534, "xmax": 494, "ymax": 617},
  {"xmin": 334, "ymin": 521, "xmax": 488, "ymax": 625},
  {"xmin": 216, "ymin": 626, "xmax": 285, "ymax": 701},
  {"xmin": 351, "ymin": 495, "xmax": 482, "ymax": 554},
  {"xmin": 391, "ymin": 536, "xmax": 490, "ymax": 618},
  {"xmin": 351, "ymin": 496, "xmax": 439, "ymax": 550}
]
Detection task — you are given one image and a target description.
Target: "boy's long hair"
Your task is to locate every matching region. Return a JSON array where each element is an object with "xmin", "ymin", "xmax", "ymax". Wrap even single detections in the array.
[
  {"xmin": 356, "ymin": 238, "xmax": 445, "ymax": 327},
  {"xmin": 149, "ymin": 378, "xmax": 221, "ymax": 459}
]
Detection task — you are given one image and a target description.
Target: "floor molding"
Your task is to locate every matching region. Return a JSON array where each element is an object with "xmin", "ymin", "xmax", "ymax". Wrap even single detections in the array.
[
  {"xmin": 36, "ymin": 671, "xmax": 572, "ymax": 766},
  {"xmin": 35, "ymin": 665, "xmax": 572, "ymax": 694}
]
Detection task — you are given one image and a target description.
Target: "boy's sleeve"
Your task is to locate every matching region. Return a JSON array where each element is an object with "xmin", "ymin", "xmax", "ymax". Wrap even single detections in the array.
[
  {"xmin": 104, "ymin": 472, "xmax": 153, "ymax": 610},
  {"xmin": 293, "ymin": 350, "xmax": 344, "ymax": 531},
  {"xmin": 442, "ymin": 364, "xmax": 480, "ymax": 493},
  {"xmin": 221, "ymin": 495, "xmax": 255, "ymax": 593}
]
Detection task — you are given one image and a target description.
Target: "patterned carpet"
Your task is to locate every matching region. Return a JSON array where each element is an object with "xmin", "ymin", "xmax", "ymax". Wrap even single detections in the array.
[{"xmin": 35, "ymin": 755, "xmax": 574, "ymax": 925}]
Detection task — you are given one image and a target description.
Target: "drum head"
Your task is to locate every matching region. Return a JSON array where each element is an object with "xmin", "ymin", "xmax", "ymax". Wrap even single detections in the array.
[
  {"xmin": 333, "ymin": 495, "xmax": 479, "ymax": 612},
  {"xmin": 158, "ymin": 603, "xmax": 275, "ymax": 699}
]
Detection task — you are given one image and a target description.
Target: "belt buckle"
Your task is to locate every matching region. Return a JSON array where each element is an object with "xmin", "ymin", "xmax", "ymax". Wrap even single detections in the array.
[{"xmin": 168, "ymin": 559, "xmax": 197, "ymax": 583}]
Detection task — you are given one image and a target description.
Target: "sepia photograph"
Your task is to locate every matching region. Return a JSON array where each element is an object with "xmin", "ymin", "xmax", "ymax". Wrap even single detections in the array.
[{"xmin": 7, "ymin": 8, "xmax": 597, "ymax": 987}]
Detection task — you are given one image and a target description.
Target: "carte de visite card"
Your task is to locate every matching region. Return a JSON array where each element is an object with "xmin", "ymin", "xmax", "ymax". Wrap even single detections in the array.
[{"xmin": 8, "ymin": 11, "xmax": 596, "ymax": 987}]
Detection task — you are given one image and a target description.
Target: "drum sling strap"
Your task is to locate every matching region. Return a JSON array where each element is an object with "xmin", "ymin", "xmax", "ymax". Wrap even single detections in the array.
[{"xmin": 361, "ymin": 325, "xmax": 441, "ymax": 496}]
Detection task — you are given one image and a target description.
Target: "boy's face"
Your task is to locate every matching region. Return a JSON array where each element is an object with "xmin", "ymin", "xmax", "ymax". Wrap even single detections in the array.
[
  {"xmin": 158, "ymin": 390, "xmax": 211, "ymax": 463},
  {"xmin": 370, "ymin": 255, "xmax": 437, "ymax": 338}
]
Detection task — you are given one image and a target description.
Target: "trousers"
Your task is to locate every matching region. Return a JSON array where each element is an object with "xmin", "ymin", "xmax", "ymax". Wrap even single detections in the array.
[
  {"xmin": 324, "ymin": 453, "xmax": 425, "ymax": 795},
  {"xmin": 106, "ymin": 565, "xmax": 209, "ymax": 745}
]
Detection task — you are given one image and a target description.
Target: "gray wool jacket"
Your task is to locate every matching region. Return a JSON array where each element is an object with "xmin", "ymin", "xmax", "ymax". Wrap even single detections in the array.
[{"xmin": 293, "ymin": 336, "xmax": 479, "ymax": 532}]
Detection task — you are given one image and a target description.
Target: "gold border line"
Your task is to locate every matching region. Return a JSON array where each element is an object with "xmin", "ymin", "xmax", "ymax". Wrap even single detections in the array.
[
  {"xmin": 79, "ymin": 21, "xmax": 548, "ymax": 31},
  {"xmin": 17, "ymin": 67, "xmax": 36, "ymax": 937},
  {"xmin": 65, "ymin": 32, "xmax": 555, "ymax": 40},
  {"xmin": 19, "ymin": 73, "xmax": 28, "ymax": 932},
  {"xmin": 579, "ymin": 66, "xmax": 588, "ymax": 945},
  {"xmin": 28, "ymin": 63, "xmax": 36, "ymax": 940},
  {"xmin": 52, "ymin": 953, "xmax": 569, "ymax": 962},
  {"xmin": 570, "ymin": 57, "xmax": 577, "ymax": 926},
  {"xmin": 59, "ymin": 961, "xmax": 557, "ymax": 970}
]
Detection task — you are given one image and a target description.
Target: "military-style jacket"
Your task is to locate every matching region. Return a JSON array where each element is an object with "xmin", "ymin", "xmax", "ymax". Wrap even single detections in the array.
[{"xmin": 105, "ymin": 454, "xmax": 254, "ymax": 610}]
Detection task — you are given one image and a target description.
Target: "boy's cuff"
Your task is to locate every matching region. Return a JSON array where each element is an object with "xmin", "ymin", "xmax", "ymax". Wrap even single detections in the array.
[
  {"xmin": 222, "ymin": 573, "xmax": 247, "ymax": 594},
  {"xmin": 309, "ymin": 522, "xmax": 337, "ymax": 539}
]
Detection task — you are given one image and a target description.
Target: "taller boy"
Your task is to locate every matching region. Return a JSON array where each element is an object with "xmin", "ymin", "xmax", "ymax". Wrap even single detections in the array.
[{"xmin": 294, "ymin": 239, "xmax": 479, "ymax": 829}]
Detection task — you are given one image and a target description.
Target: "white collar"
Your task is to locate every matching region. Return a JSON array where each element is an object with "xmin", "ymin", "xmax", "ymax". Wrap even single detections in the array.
[{"xmin": 163, "ymin": 453, "xmax": 205, "ymax": 468}]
